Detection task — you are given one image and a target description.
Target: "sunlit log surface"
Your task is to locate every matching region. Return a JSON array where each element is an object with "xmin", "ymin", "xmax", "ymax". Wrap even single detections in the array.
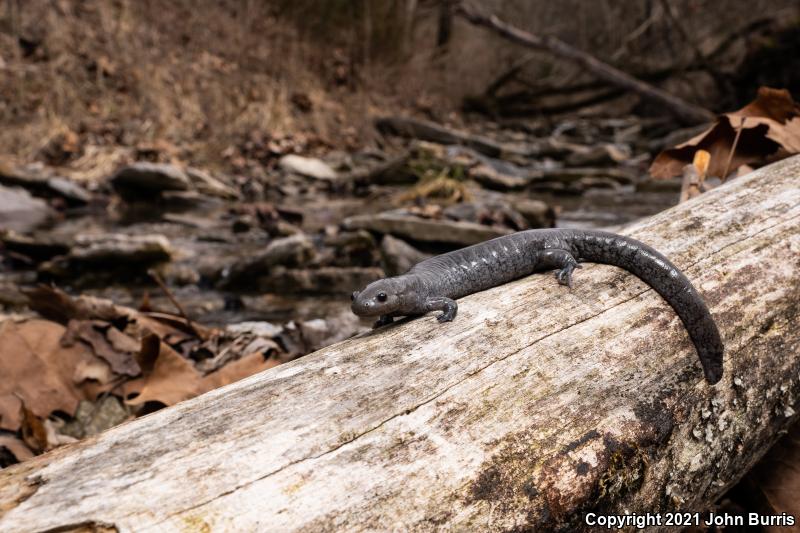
[{"xmin": 1, "ymin": 156, "xmax": 799, "ymax": 532}]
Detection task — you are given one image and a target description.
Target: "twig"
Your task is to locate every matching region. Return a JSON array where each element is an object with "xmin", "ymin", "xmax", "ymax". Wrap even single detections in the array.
[
  {"xmin": 455, "ymin": 1, "xmax": 714, "ymax": 125},
  {"xmin": 148, "ymin": 269, "xmax": 205, "ymax": 340},
  {"xmin": 722, "ymin": 117, "xmax": 746, "ymax": 181},
  {"xmin": 657, "ymin": 0, "xmax": 730, "ymax": 95}
]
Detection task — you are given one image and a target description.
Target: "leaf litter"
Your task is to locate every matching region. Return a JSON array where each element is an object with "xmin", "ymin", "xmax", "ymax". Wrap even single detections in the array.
[{"xmin": 0, "ymin": 285, "xmax": 289, "ymax": 464}]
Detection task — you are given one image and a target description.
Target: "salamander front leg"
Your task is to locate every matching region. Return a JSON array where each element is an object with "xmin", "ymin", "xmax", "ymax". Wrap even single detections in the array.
[
  {"xmin": 373, "ymin": 314, "xmax": 395, "ymax": 328},
  {"xmin": 424, "ymin": 296, "xmax": 458, "ymax": 323},
  {"xmin": 538, "ymin": 249, "xmax": 582, "ymax": 288}
]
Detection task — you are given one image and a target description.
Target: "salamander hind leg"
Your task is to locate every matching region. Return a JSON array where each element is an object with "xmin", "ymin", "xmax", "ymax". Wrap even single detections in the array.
[
  {"xmin": 424, "ymin": 296, "xmax": 458, "ymax": 323},
  {"xmin": 538, "ymin": 249, "xmax": 582, "ymax": 288}
]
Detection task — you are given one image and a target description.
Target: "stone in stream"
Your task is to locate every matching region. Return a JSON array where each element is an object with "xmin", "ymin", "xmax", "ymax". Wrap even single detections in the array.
[
  {"xmin": 38, "ymin": 234, "xmax": 172, "ymax": 280},
  {"xmin": 0, "ymin": 185, "xmax": 54, "ymax": 233},
  {"xmin": 0, "ymin": 231, "xmax": 71, "ymax": 262},
  {"xmin": 0, "ymin": 162, "xmax": 91, "ymax": 206},
  {"xmin": 510, "ymin": 198, "xmax": 555, "ymax": 228},
  {"xmin": 380, "ymin": 235, "xmax": 431, "ymax": 277},
  {"xmin": 279, "ymin": 155, "xmax": 338, "ymax": 181},
  {"xmin": 443, "ymin": 201, "xmax": 530, "ymax": 231},
  {"xmin": 468, "ymin": 163, "xmax": 529, "ymax": 190},
  {"xmin": 219, "ymin": 234, "xmax": 316, "ymax": 289},
  {"xmin": 111, "ymin": 162, "xmax": 192, "ymax": 200},
  {"xmin": 343, "ymin": 210, "xmax": 511, "ymax": 246},
  {"xmin": 185, "ymin": 167, "xmax": 241, "ymax": 199},
  {"xmin": 257, "ymin": 266, "xmax": 384, "ymax": 295}
]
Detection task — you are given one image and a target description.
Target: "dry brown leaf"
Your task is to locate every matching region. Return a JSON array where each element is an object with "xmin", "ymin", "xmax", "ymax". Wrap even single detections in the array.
[
  {"xmin": 200, "ymin": 351, "xmax": 280, "ymax": 391},
  {"xmin": 20, "ymin": 404, "xmax": 49, "ymax": 453},
  {"xmin": 0, "ymin": 320, "xmax": 109, "ymax": 431},
  {"xmin": 125, "ymin": 342, "xmax": 203, "ymax": 406},
  {"xmin": 63, "ymin": 320, "xmax": 141, "ymax": 377},
  {"xmin": 650, "ymin": 87, "xmax": 800, "ymax": 179},
  {"xmin": 0, "ymin": 435, "xmax": 34, "ymax": 464}
]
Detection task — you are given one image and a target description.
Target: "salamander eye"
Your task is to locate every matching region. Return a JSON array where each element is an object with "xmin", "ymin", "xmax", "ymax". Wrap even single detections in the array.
[
  {"xmin": 377, "ymin": 292, "xmax": 387, "ymax": 302},
  {"xmin": 351, "ymin": 291, "xmax": 358, "ymax": 301}
]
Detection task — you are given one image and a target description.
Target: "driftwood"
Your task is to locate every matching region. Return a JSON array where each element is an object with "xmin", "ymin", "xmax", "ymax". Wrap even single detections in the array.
[
  {"xmin": 456, "ymin": 2, "xmax": 715, "ymax": 125},
  {"xmin": 1, "ymin": 156, "xmax": 800, "ymax": 532}
]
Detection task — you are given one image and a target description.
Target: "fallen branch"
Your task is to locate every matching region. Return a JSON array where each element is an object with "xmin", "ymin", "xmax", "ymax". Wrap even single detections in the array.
[
  {"xmin": 1, "ymin": 156, "xmax": 799, "ymax": 531},
  {"xmin": 456, "ymin": 2, "xmax": 715, "ymax": 125},
  {"xmin": 375, "ymin": 116, "xmax": 508, "ymax": 157}
]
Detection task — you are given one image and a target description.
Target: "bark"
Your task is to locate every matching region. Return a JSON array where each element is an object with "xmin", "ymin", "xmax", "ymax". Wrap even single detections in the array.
[
  {"xmin": 456, "ymin": 2, "xmax": 715, "ymax": 125},
  {"xmin": 1, "ymin": 156, "xmax": 800, "ymax": 532}
]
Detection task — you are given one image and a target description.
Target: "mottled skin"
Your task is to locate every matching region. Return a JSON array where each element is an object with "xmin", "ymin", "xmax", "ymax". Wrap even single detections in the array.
[{"xmin": 351, "ymin": 229, "xmax": 724, "ymax": 384}]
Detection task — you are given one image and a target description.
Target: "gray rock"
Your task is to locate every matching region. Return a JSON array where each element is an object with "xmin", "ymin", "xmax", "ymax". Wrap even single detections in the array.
[
  {"xmin": 111, "ymin": 162, "xmax": 191, "ymax": 199},
  {"xmin": 0, "ymin": 163, "xmax": 90, "ymax": 206},
  {"xmin": 220, "ymin": 234, "xmax": 316, "ymax": 288},
  {"xmin": 380, "ymin": 235, "xmax": 431, "ymax": 276},
  {"xmin": 258, "ymin": 266, "xmax": 384, "ymax": 295},
  {"xmin": 343, "ymin": 210, "xmax": 511, "ymax": 246},
  {"xmin": 0, "ymin": 185, "xmax": 53, "ymax": 233},
  {"xmin": 185, "ymin": 167, "xmax": 240, "ymax": 199},
  {"xmin": 443, "ymin": 201, "xmax": 529, "ymax": 231},
  {"xmin": 46, "ymin": 177, "xmax": 92, "ymax": 205},
  {"xmin": 38, "ymin": 234, "xmax": 172, "ymax": 280},
  {"xmin": 509, "ymin": 199, "xmax": 555, "ymax": 228},
  {"xmin": 468, "ymin": 163, "xmax": 529, "ymax": 190},
  {"xmin": 279, "ymin": 155, "xmax": 337, "ymax": 180},
  {"xmin": 0, "ymin": 231, "xmax": 71, "ymax": 262},
  {"xmin": 69, "ymin": 234, "xmax": 173, "ymax": 264},
  {"xmin": 226, "ymin": 321, "xmax": 284, "ymax": 338}
]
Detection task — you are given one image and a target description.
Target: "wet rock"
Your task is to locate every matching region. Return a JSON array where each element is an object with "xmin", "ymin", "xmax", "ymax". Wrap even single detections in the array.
[
  {"xmin": 0, "ymin": 281, "xmax": 28, "ymax": 308},
  {"xmin": 0, "ymin": 163, "xmax": 91, "ymax": 206},
  {"xmin": 298, "ymin": 313, "xmax": 363, "ymax": 352},
  {"xmin": 535, "ymin": 167, "xmax": 637, "ymax": 186},
  {"xmin": 380, "ymin": 235, "xmax": 431, "ymax": 276},
  {"xmin": 70, "ymin": 234, "xmax": 173, "ymax": 264},
  {"xmin": 347, "ymin": 153, "xmax": 416, "ymax": 186},
  {"xmin": 443, "ymin": 201, "xmax": 529, "ymax": 231},
  {"xmin": 219, "ymin": 234, "xmax": 316, "ymax": 289},
  {"xmin": 258, "ymin": 266, "xmax": 383, "ymax": 295},
  {"xmin": 343, "ymin": 210, "xmax": 512, "ymax": 246},
  {"xmin": 45, "ymin": 177, "xmax": 92, "ymax": 205},
  {"xmin": 160, "ymin": 190, "xmax": 222, "ymax": 209},
  {"xmin": 226, "ymin": 321, "xmax": 283, "ymax": 338},
  {"xmin": 0, "ymin": 185, "xmax": 53, "ymax": 233},
  {"xmin": 564, "ymin": 143, "xmax": 632, "ymax": 166},
  {"xmin": 39, "ymin": 234, "xmax": 172, "ymax": 280},
  {"xmin": 509, "ymin": 199, "xmax": 555, "ymax": 228},
  {"xmin": 279, "ymin": 155, "xmax": 337, "ymax": 180},
  {"xmin": 111, "ymin": 162, "xmax": 191, "ymax": 200},
  {"xmin": 577, "ymin": 176, "xmax": 622, "ymax": 190},
  {"xmin": 469, "ymin": 163, "xmax": 529, "ymax": 190},
  {"xmin": 322, "ymin": 230, "xmax": 378, "ymax": 267},
  {"xmin": 185, "ymin": 167, "xmax": 240, "ymax": 199},
  {"xmin": 0, "ymin": 231, "xmax": 71, "ymax": 262}
]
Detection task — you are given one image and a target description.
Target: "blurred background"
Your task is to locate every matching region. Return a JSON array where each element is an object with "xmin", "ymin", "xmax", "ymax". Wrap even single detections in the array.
[{"xmin": 1, "ymin": 2, "xmax": 800, "ymax": 528}]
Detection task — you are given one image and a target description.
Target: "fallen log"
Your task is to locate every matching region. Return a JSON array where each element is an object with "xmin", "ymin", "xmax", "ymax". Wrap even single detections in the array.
[
  {"xmin": 456, "ymin": 2, "xmax": 715, "ymax": 125},
  {"xmin": 1, "ymin": 156, "xmax": 800, "ymax": 532}
]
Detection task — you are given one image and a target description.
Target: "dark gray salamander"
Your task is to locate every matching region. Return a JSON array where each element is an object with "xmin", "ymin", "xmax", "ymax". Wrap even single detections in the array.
[{"xmin": 351, "ymin": 229, "xmax": 723, "ymax": 384}]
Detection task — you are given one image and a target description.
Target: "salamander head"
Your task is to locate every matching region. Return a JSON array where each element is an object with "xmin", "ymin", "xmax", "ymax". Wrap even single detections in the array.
[{"xmin": 351, "ymin": 278, "xmax": 403, "ymax": 317}]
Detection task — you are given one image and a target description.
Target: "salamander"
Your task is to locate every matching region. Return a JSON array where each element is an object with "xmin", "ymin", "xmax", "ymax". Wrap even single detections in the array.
[{"xmin": 350, "ymin": 229, "xmax": 723, "ymax": 384}]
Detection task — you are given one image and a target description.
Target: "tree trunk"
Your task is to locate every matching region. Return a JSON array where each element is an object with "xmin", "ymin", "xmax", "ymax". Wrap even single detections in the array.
[
  {"xmin": 456, "ymin": 2, "xmax": 715, "ymax": 125},
  {"xmin": 1, "ymin": 156, "xmax": 800, "ymax": 532}
]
